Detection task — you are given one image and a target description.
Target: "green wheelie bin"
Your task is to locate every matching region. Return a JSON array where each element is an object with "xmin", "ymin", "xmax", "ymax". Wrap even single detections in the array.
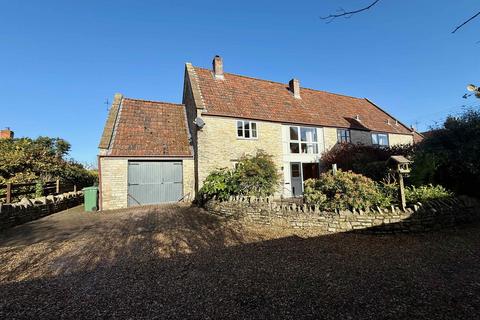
[{"xmin": 83, "ymin": 186, "xmax": 98, "ymax": 212}]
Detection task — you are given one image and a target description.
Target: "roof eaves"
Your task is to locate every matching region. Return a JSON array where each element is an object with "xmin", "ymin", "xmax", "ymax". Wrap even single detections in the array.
[
  {"xmin": 186, "ymin": 63, "xmax": 207, "ymax": 112},
  {"xmin": 181, "ymin": 104, "xmax": 195, "ymax": 157},
  {"xmin": 98, "ymin": 93, "xmax": 123, "ymax": 149},
  {"xmin": 106, "ymin": 98, "xmax": 124, "ymax": 156}
]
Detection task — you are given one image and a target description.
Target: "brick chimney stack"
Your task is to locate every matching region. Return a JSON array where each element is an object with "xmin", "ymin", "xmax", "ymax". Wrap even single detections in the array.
[
  {"xmin": 212, "ymin": 55, "xmax": 224, "ymax": 79},
  {"xmin": 0, "ymin": 127, "xmax": 14, "ymax": 139},
  {"xmin": 289, "ymin": 78, "xmax": 301, "ymax": 99}
]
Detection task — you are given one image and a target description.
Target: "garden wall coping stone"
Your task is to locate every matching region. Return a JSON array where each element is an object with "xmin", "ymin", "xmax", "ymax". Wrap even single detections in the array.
[{"xmin": 0, "ymin": 191, "xmax": 84, "ymax": 230}]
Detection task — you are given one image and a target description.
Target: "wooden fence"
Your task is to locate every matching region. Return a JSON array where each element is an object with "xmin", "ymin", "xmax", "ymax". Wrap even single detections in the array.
[{"xmin": 0, "ymin": 180, "xmax": 78, "ymax": 204}]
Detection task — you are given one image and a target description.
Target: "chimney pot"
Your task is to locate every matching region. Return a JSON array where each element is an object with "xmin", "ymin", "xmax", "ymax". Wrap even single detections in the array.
[
  {"xmin": 212, "ymin": 55, "xmax": 224, "ymax": 79},
  {"xmin": 289, "ymin": 78, "xmax": 301, "ymax": 99},
  {"xmin": 0, "ymin": 128, "xmax": 14, "ymax": 139}
]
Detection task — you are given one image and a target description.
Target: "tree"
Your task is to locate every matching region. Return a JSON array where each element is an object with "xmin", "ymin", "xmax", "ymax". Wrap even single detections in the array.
[
  {"xmin": 410, "ymin": 109, "xmax": 480, "ymax": 197},
  {"xmin": 321, "ymin": 1, "xmax": 480, "ymax": 34},
  {"xmin": 0, "ymin": 136, "xmax": 96, "ymax": 187}
]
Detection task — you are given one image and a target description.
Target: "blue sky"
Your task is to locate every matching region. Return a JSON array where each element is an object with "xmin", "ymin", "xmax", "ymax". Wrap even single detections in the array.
[{"xmin": 1, "ymin": 0, "xmax": 479, "ymax": 164}]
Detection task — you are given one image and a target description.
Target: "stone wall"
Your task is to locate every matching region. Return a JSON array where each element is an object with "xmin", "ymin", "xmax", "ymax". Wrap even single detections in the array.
[
  {"xmin": 100, "ymin": 157, "xmax": 128, "ymax": 210},
  {"xmin": 197, "ymin": 115, "xmax": 283, "ymax": 189},
  {"xmin": 204, "ymin": 196, "xmax": 480, "ymax": 234},
  {"xmin": 0, "ymin": 191, "xmax": 84, "ymax": 231},
  {"xmin": 389, "ymin": 133, "xmax": 414, "ymax": 146},
  {"xmin": 183, "ymin": 159, "xmax": 195, "ymax": 201},
  {"xmin": 323, "ymin": 127, "xmax": 338, "ymax": 150}
]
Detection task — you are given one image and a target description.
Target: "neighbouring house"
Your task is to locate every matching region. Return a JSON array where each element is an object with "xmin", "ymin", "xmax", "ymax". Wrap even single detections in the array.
[
  {"xmin": 1, "ymin": 128, "xmax": 14, "ymax": 139},
  {"xmin": 98, "ymin": 56, "xmax": 416, "ymax": 210}
]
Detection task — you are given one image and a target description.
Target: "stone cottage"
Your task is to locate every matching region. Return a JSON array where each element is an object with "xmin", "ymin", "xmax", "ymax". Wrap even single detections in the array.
[{"xmin": 98, "ymin": 56, "xmax": 416, "ymax": 210}]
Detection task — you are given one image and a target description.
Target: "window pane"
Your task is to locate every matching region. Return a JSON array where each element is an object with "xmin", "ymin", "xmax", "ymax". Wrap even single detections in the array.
[
  {"xmin": 312, "ymin": 143, "xmax": 318, "ymax": 154},
  {"xmin": 244, "ymin": 121, "xmax": 250, "ymax": 138},
  {"xmin": 237, "ymin": 121, "xmax": 243, "ymax": 137},
  {"xmin": 300, "ymin": 128, "xmax": 307, "ymax": 142},
  {"xmin": 338, "ymin": 129, "xmax": 350, "ymax": 143},
  {"xmin": 312, "ymin": 128, "xmax": 318, "ymax": 142},
  {"xmin": 290, "ymin": 127, "xmax": 298, "ymax": 140},
  {"xmin": 290, "ymin": 143, "xmax": 299, "ymax": 153},
  {"xmin": 300, "ymin": 127, "xmax": 317, "ymax": 142},
  {"xmin": 251, "ymin": 122, "xmax": 257, "ymax": 138},
  {"xmin": 379, "ymin": 134, "xmax": 388, "ymax": 146},
  {"xmin": 291, "ymin": 164, "xmax": 300, "ymax": 177},
  {"xmin": 301, "ymin": 143, "xmax": 308, "ymax": 153},
  {"xmin": 372, "ymin": 133, "xmax": 378, "ymax": 145}
]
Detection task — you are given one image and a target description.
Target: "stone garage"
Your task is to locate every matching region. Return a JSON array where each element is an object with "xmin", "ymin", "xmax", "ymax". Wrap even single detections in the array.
[{"xmin": 98, "ymin": 94, "xmax": 194, "ymax": 210}]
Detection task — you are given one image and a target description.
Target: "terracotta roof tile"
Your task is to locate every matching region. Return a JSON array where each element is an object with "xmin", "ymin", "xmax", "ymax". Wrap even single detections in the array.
[
  {"xmin": 192, "ymin": 66, "xmax": 413, "ymax": 135},
  {"xmin": 107, "ymin": 98, "xmax": 192, "ymax": 157}
]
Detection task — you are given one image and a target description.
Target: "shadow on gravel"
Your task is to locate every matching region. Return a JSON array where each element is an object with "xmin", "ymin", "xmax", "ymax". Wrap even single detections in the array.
[{"xmin": 1, "ymin": 205, "xmax": 480, "ymax": 319}]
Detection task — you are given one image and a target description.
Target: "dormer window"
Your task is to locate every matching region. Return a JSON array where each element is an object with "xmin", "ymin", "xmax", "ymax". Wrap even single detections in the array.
[{"xmin": 236, "ymin": 120, "xmax": 257, "ymax": 139}]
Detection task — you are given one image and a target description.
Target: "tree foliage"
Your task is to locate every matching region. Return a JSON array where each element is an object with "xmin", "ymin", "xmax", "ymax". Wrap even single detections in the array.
[
  {"xmin": 235, "ymin": 151, "xmax": 280, "ymax": 197},
  {"xmin": 410, "ymin": 110, "xmax": 480, "ymax": 197},
  {"xmin": 0, "ymin": 136, "xmax": 97, "ymax": 188},
  {"xmin": 321, "ymin": 143, "xmax": 414, "ymax": 181},
  {"xmin": 199, "ymin": 150, "xmax": 280, "ymax": 202}
]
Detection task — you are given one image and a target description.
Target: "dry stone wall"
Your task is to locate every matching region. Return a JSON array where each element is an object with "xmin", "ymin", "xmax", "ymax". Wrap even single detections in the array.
[
  {"xmin": 204, "ymin": 196, "xmax": 480, "ymax": 234},
  {"xmin": 0, "ymin": 191, "xmax": 84, "ymax": 230}
]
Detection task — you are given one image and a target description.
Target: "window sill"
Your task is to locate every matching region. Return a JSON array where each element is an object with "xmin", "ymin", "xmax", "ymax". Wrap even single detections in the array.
[{"xmin": 236, "ymin": 137, "xmax": 259, "ymax": 141}]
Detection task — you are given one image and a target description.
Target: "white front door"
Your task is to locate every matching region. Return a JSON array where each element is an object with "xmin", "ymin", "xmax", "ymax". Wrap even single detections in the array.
[{"xmin": 291, "ymin": 162, "xmax": 302, "ymax": 197}]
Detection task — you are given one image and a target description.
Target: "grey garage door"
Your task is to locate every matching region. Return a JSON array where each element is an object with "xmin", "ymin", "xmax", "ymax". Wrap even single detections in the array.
[{"xmin": 127, "ymin": 161, "xmax": 183, "ymax": 207}]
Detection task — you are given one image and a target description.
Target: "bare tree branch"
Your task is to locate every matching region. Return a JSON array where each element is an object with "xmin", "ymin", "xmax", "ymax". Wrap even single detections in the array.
[
  {"xmin": 452, "ymin": 10, "xmax": 480, "ymax": 34},
  {"xmin": 320, "ymin": 0, "xmax": 381, "ymax": 23},
  {"xmin": 321, "ymin": 2, "xmax": 479, "ymax": 37}
]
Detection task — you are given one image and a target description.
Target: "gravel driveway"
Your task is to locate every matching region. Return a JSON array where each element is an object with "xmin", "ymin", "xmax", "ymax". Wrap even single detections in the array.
[{"xmin": 1, "ymin": 204, "xmax": 479, "ymax": 319}]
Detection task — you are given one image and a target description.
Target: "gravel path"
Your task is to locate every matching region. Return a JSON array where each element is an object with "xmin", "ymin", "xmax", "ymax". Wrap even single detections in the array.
[{"xmin": 1, "ymin": 204, "xmax": 479, "ymax": 319}]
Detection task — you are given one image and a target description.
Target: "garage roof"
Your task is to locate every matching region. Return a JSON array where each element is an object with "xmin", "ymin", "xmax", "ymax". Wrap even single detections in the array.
[{"xmin": 99, "ymin": 97, "xmax": 193, "ymax": 157}]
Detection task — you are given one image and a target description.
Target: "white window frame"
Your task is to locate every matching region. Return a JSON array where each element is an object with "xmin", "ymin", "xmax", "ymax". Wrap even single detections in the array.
[
  {"xmin": 236, "ymin": 120, "xmax": 258, "ymax": 139},
  {"xmin": 337, "ymin": 129, "xmax": 351, "ymax": 143},
  {"xmin": 289, "ymin": 126, "xmax": 319, "ymax": 154},
  {"xmin": 371, "ymin": 132, "xmax": 389, "ymax": 147}
]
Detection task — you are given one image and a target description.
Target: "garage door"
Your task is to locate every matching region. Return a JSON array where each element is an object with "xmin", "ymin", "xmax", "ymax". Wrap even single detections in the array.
[{"xmin": 127, "ymin": 161, "xmax": 183, "ymax": 207}]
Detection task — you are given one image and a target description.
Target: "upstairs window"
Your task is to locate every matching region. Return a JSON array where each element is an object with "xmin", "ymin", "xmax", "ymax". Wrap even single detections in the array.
[
  {"xmin": 337, "ymin": 129, "xmax": 351, "ymax": 143},
  {"xmin": 372, "ymin": 133, "xmax": 389, "ymax": 147},
  {"xmin": 237, "ymin": 120, "xmax": 257, "ymax": 139},
  {"xmin": 289, "ymin": 126, "xmax": 318, "ymax": 154}
]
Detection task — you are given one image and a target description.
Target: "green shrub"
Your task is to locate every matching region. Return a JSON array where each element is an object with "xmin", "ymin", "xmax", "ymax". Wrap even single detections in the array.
[
  {"xmin": 199, "ymin": 168, "xmax": 239, "ymax": 201},
  {"xmin": 405, "ymin": 184, "xmax": 453, "ymax": 203},
  {"xmin": 304, "ymin": 170, "xmax": 392, "ymax": 211},
  {"xmin": 235, "ymin": 150, "xmax": 280, "ymax": 197},
  {"xmin": 199, "ymin": 150, "xmax": 280, "ymax": 202}
]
